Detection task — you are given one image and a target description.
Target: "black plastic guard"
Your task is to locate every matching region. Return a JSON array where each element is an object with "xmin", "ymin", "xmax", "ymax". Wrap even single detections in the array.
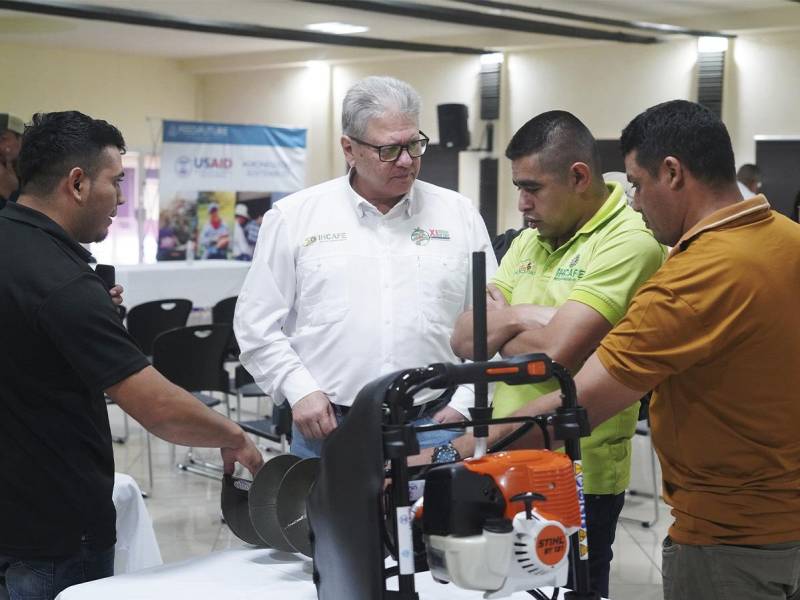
[{"xmin": 307, "ymin": 372, "xmax": 403, "ymax": 600}]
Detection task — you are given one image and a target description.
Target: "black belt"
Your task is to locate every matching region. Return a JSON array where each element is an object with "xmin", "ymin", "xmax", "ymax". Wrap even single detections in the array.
[{"xmin": 336, "ymin": 387, "xmax": 455, "ymax": 421}]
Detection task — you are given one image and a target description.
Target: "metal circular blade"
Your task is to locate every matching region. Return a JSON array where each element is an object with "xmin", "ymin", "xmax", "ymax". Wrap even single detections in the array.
[
  {"xmin": 276, "ymin": 458, "xmax": 320, "ymax": 557},
  {"xmin": 220, "ymin": 474, "xmax": 262, "ymax": 546},
  {"xmin": 249, "ymin": 454, "xmax": 301, "ymax": 551}
]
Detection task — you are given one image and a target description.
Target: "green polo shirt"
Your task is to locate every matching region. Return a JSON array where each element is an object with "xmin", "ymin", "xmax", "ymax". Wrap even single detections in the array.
[{"xmin": 492, "ymin": 183, "xmax": 666, "ymax": 495}]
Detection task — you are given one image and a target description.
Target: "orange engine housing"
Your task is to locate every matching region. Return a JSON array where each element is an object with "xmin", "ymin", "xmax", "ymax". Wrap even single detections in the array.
[{"xmin": 462, "ymin": 450, "xmax": 581, "ymax": 529}]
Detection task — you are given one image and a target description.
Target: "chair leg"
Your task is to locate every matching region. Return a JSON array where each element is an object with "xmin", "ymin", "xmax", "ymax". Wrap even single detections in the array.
[
  {"xmin": 621, "ymin": 429, "xmax": 661, "ymax": 529},
  {"xmin": 177, "ymin": 448, "xmax": 225, "ymax": 479},
  {"xmin": 145, "ymin": 432, "xmax": 154, "ymax": 496},
  {"xmin": 110, "ymin": 407, "xmax": 130, "ymax": 444},
  {"xmin": 643, "ymin": 438, "xmax": 661, "ymax": 528}
]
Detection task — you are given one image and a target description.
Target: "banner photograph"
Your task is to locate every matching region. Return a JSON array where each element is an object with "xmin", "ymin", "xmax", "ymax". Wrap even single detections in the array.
[{"xmin": 158, "ymin": 120, "xmax": 306, "ymax": 261}]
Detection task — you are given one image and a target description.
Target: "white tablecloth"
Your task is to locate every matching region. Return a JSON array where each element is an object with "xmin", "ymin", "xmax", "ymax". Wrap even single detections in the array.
[
  {"xmin": 115, "ymin": 261, "xmax": 250, "ymax": 309},
  {"xmin": 56, "ymin": 547, "xmax": 606, "ymax": 600},
  {"xmin": 112, "ymin": 473, "xmax": 162, "ymax": 574}
]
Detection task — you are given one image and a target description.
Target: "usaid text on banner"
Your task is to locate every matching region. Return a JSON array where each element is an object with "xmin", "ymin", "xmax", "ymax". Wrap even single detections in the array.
[{"xmin": 160, "ymin": 120, "xmax": 307, "ymax": 195}]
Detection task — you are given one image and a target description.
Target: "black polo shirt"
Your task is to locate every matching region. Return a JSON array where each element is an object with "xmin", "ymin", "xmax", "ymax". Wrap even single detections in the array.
[{"xmin": 0, "ymin": 202, "xmax": 149, "ymax": 559}]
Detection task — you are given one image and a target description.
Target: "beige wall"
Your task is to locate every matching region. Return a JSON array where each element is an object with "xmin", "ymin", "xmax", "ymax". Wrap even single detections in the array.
[
  {"xmin": 0, "ymin": 42, "xmax": 198, "ymax": 153},
  {"xmin": 725, "ymin": 30, "xmax": 800, "ymax": 165},
  {"xmin": 198, "ymin": 63, "xmax": 334, "ymax": 187}
]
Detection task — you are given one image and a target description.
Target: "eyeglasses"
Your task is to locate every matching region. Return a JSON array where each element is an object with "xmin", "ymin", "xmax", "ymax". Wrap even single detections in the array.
[{"xmin": 349, "ymin": 131, "xmax": 429, "ymax": 162}]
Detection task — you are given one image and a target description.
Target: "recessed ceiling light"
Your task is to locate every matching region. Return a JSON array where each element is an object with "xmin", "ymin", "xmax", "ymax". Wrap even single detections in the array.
[
  {"xmin": 305, "ymin": 22, "xmax": 369, "ymax": 35},
  {"xmin": 698, "ymin": 36, "xmax": 729, "ymax": 53}
]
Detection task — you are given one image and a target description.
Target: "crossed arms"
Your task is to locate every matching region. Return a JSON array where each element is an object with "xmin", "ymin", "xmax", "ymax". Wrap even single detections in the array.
[{"xmin": 450, "ymin": 283, "xmax": 611, "ymax": 373}]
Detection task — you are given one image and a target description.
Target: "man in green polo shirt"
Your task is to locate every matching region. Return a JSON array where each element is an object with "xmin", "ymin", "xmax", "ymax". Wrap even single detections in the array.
[{"xmin": 448, "ymin": 110, "xmax": 665, "ymax": 597}]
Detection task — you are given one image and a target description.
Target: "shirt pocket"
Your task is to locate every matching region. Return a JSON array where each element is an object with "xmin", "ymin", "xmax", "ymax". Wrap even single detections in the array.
[
  {"xmin": 296, "ymin": 256, "xmax": 350, "ymax": 326},
  {"xmin": 417, "ymin": 254, "xmax": 468, "ymax": 327}
]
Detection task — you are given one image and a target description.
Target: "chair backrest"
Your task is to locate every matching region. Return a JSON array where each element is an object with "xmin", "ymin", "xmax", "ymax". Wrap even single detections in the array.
[
  {"xmin": 152, "ymin": 324, "xmax": 232, "ymax": 394},
  {"xmin": 234, "ymin": 363, "xmax": 255, "ymax": 388},
  {"xmin": 212, "ymin": 296, "xmax": 240, "ymax": 359},
  {"xmin": 127, "ymin": 299, "xmax": 193, "ymax": 356},
  {"xmin": 212, "ymin": 296, "xmax": 238, "ymax": 325}
]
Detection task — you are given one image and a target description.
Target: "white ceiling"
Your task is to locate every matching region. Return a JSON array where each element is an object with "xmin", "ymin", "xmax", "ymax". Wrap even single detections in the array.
[{"xmin": 0, "ymin": 0, "xmax": 797, "ymax": 60}]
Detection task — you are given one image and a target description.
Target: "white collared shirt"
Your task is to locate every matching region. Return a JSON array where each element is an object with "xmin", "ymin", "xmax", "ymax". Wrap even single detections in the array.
[{"xmin": 234, "ymin": 174, "xmax": 497, "ymax": 414}]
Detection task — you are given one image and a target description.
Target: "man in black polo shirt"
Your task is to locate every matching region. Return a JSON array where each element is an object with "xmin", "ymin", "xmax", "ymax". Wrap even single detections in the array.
[{"xmin": 0, "ymin": 111, "xmax": 264, "ymax": 600}]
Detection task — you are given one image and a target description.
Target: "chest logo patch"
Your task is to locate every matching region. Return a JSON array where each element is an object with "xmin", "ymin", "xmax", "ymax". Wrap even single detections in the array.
[
  {"xmin": 411, "ymin": 227, "xmax": 451, "ymax": 246},
  {"xmin": 555, "ymin": 254, "xmax": 585, "ymax": 281},
  {"xmin": 303, "ymin": 232, "xmax": 348, "ymax": 246},
  {"xmin": 515, "ymin": 259, "xmax": 536, "ymax": 275},
  {"xmin": 411, "ymin": 227, "xmax": 431, "ymax": 246},
  {"xmin": 568, "ymin": 254, "xmax": 580, "ymax": 268}
]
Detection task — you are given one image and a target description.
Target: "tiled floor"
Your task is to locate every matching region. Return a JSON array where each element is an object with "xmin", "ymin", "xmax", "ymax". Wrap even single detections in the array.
[{"xmin": 108, "ymin": 404, "xmax": 669, "ymax": 600}]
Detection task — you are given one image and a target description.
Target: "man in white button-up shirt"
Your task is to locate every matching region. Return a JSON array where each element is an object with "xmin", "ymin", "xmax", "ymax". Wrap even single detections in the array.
[{"xmin": 234, "ymin": 76, "xmax": 496, "ymax": 458}]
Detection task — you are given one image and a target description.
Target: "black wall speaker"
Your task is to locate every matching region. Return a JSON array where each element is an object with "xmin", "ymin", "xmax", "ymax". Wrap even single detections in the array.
[
  {"xmin": 480, "ymin": 62, "xmax": 501, "ymax": 121},
  {"xmin": 479, "ymin": 158, "xmax": 499, "ymax": 238},
  {"xmin": 437, "ymin": 103, "xmax": 470, "ymax": 150}
]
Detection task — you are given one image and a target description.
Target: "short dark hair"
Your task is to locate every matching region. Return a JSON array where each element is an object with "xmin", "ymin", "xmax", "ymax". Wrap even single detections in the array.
[
  {"xmin": 620, "ymin": 100, "xmax": 735, "ymax": 186},
  {"xmin": 18, "ymin": 111, "xmax": 126, "ymax": 195},
  {"xmin": 505, "ymin": 110, "xmax": 602, "ymax": 178},
  {"xmin": 737, "ymin": 163, "xmax": 761, "ymax": 186}
]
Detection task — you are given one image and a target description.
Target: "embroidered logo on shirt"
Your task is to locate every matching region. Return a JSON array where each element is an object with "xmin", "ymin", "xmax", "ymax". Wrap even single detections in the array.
[
  {"xmin": 411, "ymin": 227, "xmax": 451, "ymax": 246},
  {"xmin": 568, "ymin": 254, "xmax": 580, "ymax": 268},
  {"xmin": 515, "ymin": 259, "xmax": 536, "ymax": 275},
  {"xmin": 411, "ymin": 227, "xmax": 431, "ymax": 246},
  {"xmin": 303, "ymin": 232, "xmax": 348, "ymax": 246},
  {"xmin": 554, "ymin": 254, "xmax": 585, "ymax": 281}
]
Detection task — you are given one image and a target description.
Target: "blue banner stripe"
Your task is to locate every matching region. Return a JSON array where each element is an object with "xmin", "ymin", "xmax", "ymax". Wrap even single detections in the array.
[{"xmin": 163, "ymin": 120, "xmax": 306, "ymax": 148}]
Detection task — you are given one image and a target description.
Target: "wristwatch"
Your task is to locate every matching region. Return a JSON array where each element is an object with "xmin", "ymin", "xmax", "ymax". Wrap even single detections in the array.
[{"xmin": 431, "ymin": 442, "xmax": 461, "ymax": 464}]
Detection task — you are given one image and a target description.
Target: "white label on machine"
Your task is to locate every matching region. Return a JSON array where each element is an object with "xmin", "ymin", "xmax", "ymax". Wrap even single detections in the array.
[
  {"xmin": 395, "ymin": 506, "xmax": 414, "ymax": 574},
  {"xmin": 408, "ymin": 480, "xmax": 425, "ymax": 502}
]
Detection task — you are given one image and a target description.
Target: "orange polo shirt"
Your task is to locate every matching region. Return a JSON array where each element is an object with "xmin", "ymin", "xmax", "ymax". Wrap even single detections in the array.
[{"xmin": 597, "ymin": 196, "xmax": 800, "ymax": 545}]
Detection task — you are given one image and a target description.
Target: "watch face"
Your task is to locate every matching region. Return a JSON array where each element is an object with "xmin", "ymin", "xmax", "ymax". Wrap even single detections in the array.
[{"xmin": 432, "ymin": 443, "xmax": 460, "ymax": 464}]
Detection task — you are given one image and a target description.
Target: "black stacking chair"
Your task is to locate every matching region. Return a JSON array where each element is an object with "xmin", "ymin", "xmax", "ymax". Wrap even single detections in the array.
[
  {"xmin": 152, "ymin": 324, "xmax": 235, "ymax": 478},
  {"xmin": 235, "ymin": 365, "xmax": 292, "ymax": 454},
  {"xmin": 211, "ymin": 296, "xmax": 240, "ymax": 361},
  {"xmin": 127, "ymin": 299, "xmax": 193, "ymax": 357}
]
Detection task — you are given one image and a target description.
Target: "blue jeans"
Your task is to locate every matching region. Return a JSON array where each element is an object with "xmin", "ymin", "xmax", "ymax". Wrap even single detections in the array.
[
  {"xmin": 290, "ymin": 408, "xmax": 462, "ymax": 459},
  {"xmin": 0, "ymin": 540, "xmax": 114, "ymax": 600}
]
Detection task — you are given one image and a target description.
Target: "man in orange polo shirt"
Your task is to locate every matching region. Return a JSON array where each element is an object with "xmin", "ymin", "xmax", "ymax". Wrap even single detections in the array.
[{"xmin": 438, "ymin": 100, "xmax": 800, "ymax": 599}]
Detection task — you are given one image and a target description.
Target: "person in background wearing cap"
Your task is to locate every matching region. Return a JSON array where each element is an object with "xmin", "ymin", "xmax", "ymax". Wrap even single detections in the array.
[
  {"xmin": 199, "ymin": 201, "xmax": 230, "ymax": 259},
  {"xmin": 232, "ymin": 203, "xmax": 254, "ymax": 261},
  {"xmin": 0, "ymin": 113, "xmax": 24, "ymax": 210},
  {"xmin": 0, "ymin": 111, "xmax": 262, "ymax": 600}
]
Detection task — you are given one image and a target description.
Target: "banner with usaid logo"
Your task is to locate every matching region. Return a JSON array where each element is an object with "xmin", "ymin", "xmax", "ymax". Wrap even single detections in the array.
[
  {"xmin": 157, "ymin": 120, "xmax": 306, "ymax": 262},
  {"xmin": 161, "ymin": 120, "xmax": 306, "ymax": 194}
]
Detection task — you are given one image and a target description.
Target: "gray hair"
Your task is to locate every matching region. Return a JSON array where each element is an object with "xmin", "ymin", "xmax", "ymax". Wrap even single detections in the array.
[{"xmin": 341, "ymin": 76, "xmax": 421, "ymax": 138}]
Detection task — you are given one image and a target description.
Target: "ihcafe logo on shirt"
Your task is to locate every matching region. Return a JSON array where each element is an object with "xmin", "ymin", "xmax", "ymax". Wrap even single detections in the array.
[
  {"xmin": 303, "ymin": 232, "xmax": 348, "ymax": 246},
  {"xmin": 555, "ymin": 254, "xmax": 585, "ymax": 281}
]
